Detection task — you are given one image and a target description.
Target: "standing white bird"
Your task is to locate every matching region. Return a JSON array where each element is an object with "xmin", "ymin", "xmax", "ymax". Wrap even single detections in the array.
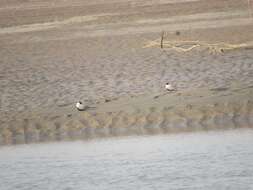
[
  {"xmin": 165, "ymin": 83, "xmax": 175, "ymax": 91},
  {"xmin": 76, "ymin": 101, "xmax": 85, "ymax": 111}
]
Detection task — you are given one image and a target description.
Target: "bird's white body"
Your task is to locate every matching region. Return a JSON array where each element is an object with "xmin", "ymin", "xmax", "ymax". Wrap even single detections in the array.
[
  {"xmin": 165, "ymin": 83, "xmax": 175, "ymax": 91},
  {"xmin": 76, "ymin": 102, "xmax": 85, "ymax": 110}
]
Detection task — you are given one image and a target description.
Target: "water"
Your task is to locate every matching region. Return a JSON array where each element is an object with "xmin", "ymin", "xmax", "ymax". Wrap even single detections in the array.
[{"xmin": 0, "ymin": 129, "xmax": 253, "ymax": 190}]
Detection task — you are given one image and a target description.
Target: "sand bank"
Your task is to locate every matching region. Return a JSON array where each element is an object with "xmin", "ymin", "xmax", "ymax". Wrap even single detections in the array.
[
  {"xmin": 1, "ymin": 86, "xmax": 252, "ymax": 146},
  {"xmin": 1, "ymin": 0, "xmax": 253, "ymax": 145}
]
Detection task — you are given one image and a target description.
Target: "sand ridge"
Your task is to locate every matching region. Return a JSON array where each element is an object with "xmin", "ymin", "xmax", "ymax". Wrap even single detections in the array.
[
  {"xmin": 0, "ymin": 10, "xmax": 249, "ymax": 35},
  {"xmin": 1, "ymin": 86, "xmax": 253, "ymax": 145}
]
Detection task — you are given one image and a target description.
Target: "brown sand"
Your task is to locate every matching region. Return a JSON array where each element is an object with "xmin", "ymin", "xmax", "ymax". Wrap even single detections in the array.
[{"xmin": 0, "ymin": 0, "xmax": 253, "ymax": 145}]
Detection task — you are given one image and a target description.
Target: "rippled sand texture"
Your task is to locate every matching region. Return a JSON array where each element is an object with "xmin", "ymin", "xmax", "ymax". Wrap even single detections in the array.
[
  {"xmin": 1, "ymin": 0, "xmax": 253, "ymax": 145},
  {"xmin": 1, "ymin": 88, "xmax": 253, "ymax": 145}
]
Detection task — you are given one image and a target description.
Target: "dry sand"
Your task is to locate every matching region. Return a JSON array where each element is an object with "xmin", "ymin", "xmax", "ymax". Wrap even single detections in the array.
[{"xmin": 0, "ymin": 0, "xmax": 253, "ymax": 145}]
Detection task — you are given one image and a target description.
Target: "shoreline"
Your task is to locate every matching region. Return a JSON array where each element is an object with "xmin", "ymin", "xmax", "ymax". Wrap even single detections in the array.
[{"xmin": 1, "ymin": 86, "xmax": 252, "ymax": 146}]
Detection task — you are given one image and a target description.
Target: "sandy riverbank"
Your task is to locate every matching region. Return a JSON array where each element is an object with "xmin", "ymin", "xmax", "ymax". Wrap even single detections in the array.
[
  {"xmin": 1, "ymin": 86, "xmax": 253, "ymax": 145},
  {"xmin": 1, "ymin": 0, "xmax": 253, "ymax": 145}
]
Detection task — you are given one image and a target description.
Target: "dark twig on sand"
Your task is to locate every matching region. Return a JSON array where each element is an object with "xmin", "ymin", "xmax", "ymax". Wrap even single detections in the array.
[{"xmin": 161, "ymin": 31, "xmax": 165, "ymax": 49}]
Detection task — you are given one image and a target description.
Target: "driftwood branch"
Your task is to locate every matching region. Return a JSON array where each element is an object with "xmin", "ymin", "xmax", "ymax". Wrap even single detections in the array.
[{"xmin": 161, "ymin": 31, "xmax": 165, "ymax": 49}]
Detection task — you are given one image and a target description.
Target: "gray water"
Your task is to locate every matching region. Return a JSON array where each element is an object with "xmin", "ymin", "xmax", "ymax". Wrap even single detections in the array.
[{"xmin": 0, "ymin": 129, "xmax": 253, "ymax": 190}]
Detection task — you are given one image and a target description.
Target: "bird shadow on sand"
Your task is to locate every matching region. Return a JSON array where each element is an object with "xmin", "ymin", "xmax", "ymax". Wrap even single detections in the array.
[
  {"xmin": 58, "ymin": 102, "xmax": 74, "ymax": 107},
  {"xmin": 77, "ymin": 105, "xmax": 96, "ymax": 111},
  {"xmin": 153, "ymin": 91, "xmax": 177, "ymax": 99}
]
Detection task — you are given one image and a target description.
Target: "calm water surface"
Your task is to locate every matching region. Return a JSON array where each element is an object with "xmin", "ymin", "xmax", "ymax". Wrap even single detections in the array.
[{"xmin": 0, "ymin": 129, "xmax": 253, "ymax": 190}]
